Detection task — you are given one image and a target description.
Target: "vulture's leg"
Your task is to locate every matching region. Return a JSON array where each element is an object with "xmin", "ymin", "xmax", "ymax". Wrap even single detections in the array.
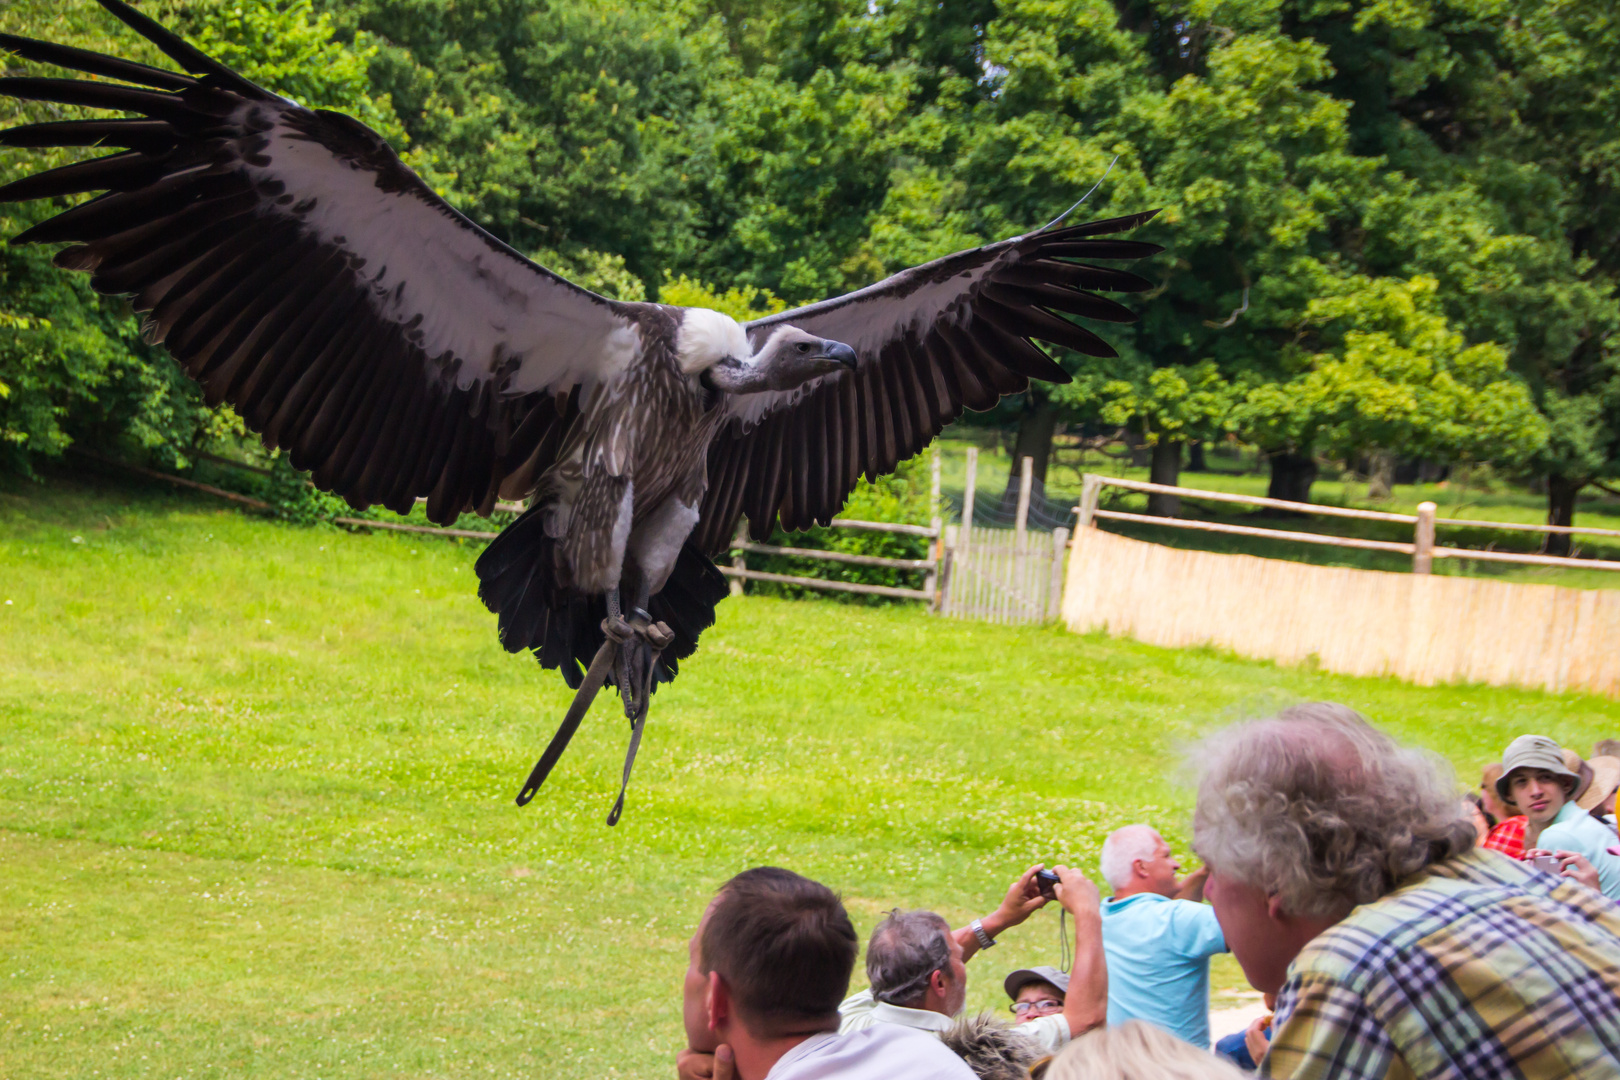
[{"xmin": 600, "ymin": 499, "xmax": 695, "ymax": 824}]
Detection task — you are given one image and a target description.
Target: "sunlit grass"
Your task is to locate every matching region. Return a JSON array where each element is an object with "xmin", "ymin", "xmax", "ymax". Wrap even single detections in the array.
[{"xmin": 4, "ymin": 470, "xmax": 1619, "ymax": 1078}]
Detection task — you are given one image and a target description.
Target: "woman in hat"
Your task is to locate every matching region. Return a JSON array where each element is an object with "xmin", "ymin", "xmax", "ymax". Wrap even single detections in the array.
[{"xmin": 1498, "ymin": 735, "xmax": 1620, "ymax": 900}]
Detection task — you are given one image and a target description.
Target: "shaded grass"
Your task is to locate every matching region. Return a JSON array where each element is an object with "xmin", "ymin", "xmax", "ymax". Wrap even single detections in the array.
[{"xmin": 4, "ymin": 470, "xmax": 1620, "ymax": 1078}]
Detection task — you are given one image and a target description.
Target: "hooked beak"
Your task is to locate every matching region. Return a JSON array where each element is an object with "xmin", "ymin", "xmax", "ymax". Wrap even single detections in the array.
[{"xmin": 821, "ymin": 340, "xmax": 858, "ymax": 369}]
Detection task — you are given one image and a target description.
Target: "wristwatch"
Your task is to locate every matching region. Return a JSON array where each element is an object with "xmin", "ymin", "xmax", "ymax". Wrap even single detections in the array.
[{"xmin": 971, "ymin": 918, "xmax": 996, "ymax": 950}]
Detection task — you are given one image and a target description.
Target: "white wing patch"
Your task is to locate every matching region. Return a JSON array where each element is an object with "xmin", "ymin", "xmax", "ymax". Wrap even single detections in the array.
[{"xmin": 240, "ymin": 108, "xmax": 633, "ymax": 396}]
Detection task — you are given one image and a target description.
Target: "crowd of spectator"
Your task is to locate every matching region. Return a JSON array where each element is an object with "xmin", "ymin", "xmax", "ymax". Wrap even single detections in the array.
[{"xmin": 676, "ymin": 705, "xmax": 1620, "ymax": 1079}]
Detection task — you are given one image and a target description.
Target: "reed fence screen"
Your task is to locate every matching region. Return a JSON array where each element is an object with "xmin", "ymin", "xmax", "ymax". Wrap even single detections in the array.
[{"xmin": 1062, "ymin": 527, "xmax": 1620, "ymax": 697}]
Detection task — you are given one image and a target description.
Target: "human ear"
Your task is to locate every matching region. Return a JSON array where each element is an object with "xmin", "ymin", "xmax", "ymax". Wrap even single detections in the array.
[{"xmin": 706, "ymin": 971, "xmax": 730, "ymax": 1032}]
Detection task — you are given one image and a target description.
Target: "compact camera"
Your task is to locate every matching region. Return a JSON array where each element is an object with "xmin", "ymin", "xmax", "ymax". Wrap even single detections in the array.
[{"xmin": 1035, "ymin": 868, "xmax": 1061, "ymax": 898}]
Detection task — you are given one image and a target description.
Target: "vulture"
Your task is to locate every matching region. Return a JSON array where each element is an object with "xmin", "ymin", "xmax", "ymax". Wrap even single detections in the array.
[{"xmin": 0, "ymin": 0, "xmax": 1163, "ymax": 822}]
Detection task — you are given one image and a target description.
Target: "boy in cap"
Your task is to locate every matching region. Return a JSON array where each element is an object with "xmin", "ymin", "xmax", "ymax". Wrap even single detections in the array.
[
  {"xmin": 1499, "ymin": 734, "xmax": 1620, "ymax": 900},
  {"xmin": 1003, "ymin": 965, "xmax": 1069, "ymax": 1027}
]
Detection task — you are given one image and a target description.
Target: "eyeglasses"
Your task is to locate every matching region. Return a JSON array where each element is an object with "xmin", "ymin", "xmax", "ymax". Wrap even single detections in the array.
[{"xmin": 1010, "ymin": 999, "xmax": 1063, "ymax": 1016}]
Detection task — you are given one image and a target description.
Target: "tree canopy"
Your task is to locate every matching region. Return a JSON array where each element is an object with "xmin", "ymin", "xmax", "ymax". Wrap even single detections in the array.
[{"xmin": 2, "ymin": 0, "xmax": 1613, "ymax": 540}]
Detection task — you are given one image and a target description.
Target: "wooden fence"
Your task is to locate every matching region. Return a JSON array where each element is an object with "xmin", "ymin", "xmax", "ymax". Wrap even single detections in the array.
[{"xmin": 1064, "ymin": 475, "xmax": 1620, "ymax": 696}]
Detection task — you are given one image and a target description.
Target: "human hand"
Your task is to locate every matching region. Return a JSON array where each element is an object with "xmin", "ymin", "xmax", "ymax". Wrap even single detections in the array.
[
  {"xmin": 1553, "ymin": 850, "xmax": 1602, "ymax": 893},
  {"xmin": 676, "ymin": 1045, "xmax": 733, "ymax": 1080},
  {"xmin": 1244, "ymin": 1013, "xmax": 1272, "ymax": 1064},
  {"xmin": 992, "ymin": 863, "xmax": 1052, "ymax": 929},
  {"xmin": 1051, "ymin": 865, "xmax": 1100, "ymax": 915}
]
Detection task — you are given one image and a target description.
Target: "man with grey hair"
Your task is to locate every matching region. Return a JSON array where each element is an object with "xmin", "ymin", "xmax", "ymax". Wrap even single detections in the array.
[
  {"xmin": 1193, "ymin": 702, "xmax": 1620, "ymax": 1079},
  {"xmin": 1097, "ymin": 824, "xmax": 1228, "ymax": 1048},
  {"xmin": 838, "ymin": 865, "xmax": 1108, "ymax": 1057}
]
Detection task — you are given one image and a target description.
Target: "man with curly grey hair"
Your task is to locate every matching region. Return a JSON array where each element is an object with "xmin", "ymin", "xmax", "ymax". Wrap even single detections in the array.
[{"xmin": 1192, "ymin": 702, "xmax": 1620, "ymax": 1079}]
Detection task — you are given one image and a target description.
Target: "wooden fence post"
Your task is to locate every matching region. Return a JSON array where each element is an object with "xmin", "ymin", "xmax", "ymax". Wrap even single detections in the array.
[
  {"xmin": 940, "ymin": 524, "xmax": 957, "ymax": 615},
  {"xmin": 1413, "ymin": 501, "xmax": 1436, "ymax": 575},
  {"xmin": 1048, "ymin": 526, "xmax": 1069, "ymax": 620},
  {"xmin": 730, "ymin": 519, "xmax": 748, "ymax": 596},
  {"xmin": 1078, "ymin": 472, "xmax": 1103, "ymax": 530},
  {"xmin": 925, "ymin": 447, "xmax": 942, "ymax": 612},
  {"xmin": 960, "ymin": 447, "xmax": 978, "ymax": 551},
  {"xmin": 1015, "ymin": 455, "xmax": 1034, "ymax": 616}
]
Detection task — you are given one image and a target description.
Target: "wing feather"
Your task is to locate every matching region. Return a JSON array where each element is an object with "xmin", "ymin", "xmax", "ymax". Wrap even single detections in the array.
[
  {"xmin": 695, "ymin": 212, "xmax": 1161, "ymax": 549},
  {"xmin": 0, "ymin": 6, "xmax": 636, "ymax": 523}
]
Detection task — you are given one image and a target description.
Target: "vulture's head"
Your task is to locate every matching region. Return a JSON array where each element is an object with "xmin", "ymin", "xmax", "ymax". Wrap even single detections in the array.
[
  {"xmin": 754, "ymin": 326, "xmax": 859, "ymax": 385},
  {"xmin": 697, "ymin": 320, "xmax": 859, "ymax": 395}
]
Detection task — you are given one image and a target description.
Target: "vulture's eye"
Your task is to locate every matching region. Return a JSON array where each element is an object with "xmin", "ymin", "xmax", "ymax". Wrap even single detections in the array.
[{"xmin": 797, "ymin": 342, "xmax": 812, "ymax": 353}]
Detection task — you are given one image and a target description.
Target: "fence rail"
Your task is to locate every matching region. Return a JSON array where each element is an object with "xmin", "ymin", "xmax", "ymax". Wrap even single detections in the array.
[
  {"xmin": 726, "ymin": 454, "xmax": 944, "ymax": 606},
  {"xmin": 1078, "ymin": 474, "xmax": 1620, "ymax": 575}
]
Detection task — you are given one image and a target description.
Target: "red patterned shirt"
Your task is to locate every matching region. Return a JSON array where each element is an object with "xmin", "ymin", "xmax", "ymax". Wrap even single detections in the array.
[{"xmin": 1482, "ymin": 816, "xmax": 1527, "ymax": 860}]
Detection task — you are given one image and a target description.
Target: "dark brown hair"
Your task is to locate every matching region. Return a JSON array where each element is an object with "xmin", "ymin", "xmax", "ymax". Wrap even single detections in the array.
[{"xmin": 699, "ymin": 867, "xmax": 857, "ymax": 1036}]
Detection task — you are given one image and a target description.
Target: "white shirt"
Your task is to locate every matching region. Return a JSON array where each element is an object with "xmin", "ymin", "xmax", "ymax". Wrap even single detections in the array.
[
  {"xmin": 838, "ymin": 988, "xmax": 953, "ymax": 1034},
  {"xmin": 838, "ymin": 988, "xmax": 1070, "ymax": 1053},
  {"xmin": 766, "ymin": 1026, "xmax": 977, "ymax": 1080}
]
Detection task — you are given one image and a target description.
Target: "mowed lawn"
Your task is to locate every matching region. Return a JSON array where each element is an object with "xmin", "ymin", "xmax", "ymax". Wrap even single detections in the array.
[{"xmin": 4, "ymin": 473, "xmax": 1620, "ymax": 1080}]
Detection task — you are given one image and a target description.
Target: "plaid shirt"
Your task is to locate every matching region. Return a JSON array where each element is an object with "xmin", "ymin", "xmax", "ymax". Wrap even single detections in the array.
[
  {"xmin": 1481, "ymin": 816, "xmax": 1527, "ymax": 860},
  {"xmin": 1263, "ymin": 848, "xmax": 1620, "ymax": 1080}
]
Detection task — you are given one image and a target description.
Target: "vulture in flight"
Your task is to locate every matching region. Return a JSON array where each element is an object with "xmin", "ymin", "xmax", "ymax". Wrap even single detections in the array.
[{"xmin": 0, "ymin": 0, "xmax": 1162, "ymax": 822}]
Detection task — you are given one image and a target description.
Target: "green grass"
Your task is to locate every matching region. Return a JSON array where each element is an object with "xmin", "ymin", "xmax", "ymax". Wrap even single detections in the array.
[{"xmin": 4, "ymin": 470, "xmax": 1620, "ymax": 1078}]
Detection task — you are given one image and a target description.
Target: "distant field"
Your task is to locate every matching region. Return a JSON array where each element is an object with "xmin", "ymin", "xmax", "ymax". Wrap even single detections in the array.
[
  {"xmin": 935, "ymin": 431, "xmax": 1620, "ymax": 590},
  {"xmin": 4, "ymin": 471, "xmax": 1620, "ymax": 1079}
]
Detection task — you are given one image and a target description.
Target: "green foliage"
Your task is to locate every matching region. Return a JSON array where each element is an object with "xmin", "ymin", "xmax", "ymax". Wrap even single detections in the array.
[
  {"xmin": 1236, "ymin": 275, "xmax": 1550, "ymax": 463},
  {"xmin": 4, "ymin": 0, "xmax": 1615, "ymax": 506},
  {"xmin": 657, "ymin": 275, "xmax": 792, "ymax": 321},
  {"xmin": 746, "ymin": 452, "xmax": 937, "ymax": 600},
  {"xmin": 1096, "ymin": 361, "xmax": 1238, "ymax": 446}
]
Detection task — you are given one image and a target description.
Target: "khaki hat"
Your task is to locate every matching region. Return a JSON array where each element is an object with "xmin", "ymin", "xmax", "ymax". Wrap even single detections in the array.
[
  {"xmin": 1562, "ymin": 748, "xmax": 1597, "ymax": 804},
  {"xmin": 1004, "ymin": 965, "xmax": 1070, "ymax": 999},
  {"xmin": 1497, "ymin": 735, "xmax": 1586, "ymax": 804},
  {"xmin": 1578, "ymin": 756, "xmax": 1620, "ymax": 813}
]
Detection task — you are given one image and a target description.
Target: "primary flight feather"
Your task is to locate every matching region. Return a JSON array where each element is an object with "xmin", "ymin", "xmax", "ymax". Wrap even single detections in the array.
[{"xmin": 0, "ymin": 0, "xmax": 1162, "ymax": 819}]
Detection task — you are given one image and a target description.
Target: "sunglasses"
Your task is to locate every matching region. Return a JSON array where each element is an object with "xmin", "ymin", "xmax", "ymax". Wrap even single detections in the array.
[{"xmin": 1010, "ymin": 999, "xmax": 1063, "ymax": 1016}]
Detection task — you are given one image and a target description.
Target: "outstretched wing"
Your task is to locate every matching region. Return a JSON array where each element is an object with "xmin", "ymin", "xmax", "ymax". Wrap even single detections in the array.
[
  {"xmin": 691, "ymin": 212, "xmax": 1161, "ymax": 550},
  {"xmin": 0, "ymin": 0, "xmax": 636, "ymax": 522}
]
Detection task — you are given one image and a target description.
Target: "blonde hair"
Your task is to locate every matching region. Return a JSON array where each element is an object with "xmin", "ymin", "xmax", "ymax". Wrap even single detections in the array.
[{"xmin": 1039, "ymin": 1021, "xmax": 1249, "ymax": 1080}]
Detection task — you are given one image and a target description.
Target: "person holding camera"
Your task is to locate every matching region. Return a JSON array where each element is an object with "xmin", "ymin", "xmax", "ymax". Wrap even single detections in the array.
[
  {"xmin": 836, "ymin": 864, "xmax": 1107, "ymax": 1055},
  {"xmin": 1498, "ymin": 735, "xmax": 1620, "ymax": 900},
  {"xmin": 1097, "ymin": 825, "xmax": 1228, "ymax": 1049}
]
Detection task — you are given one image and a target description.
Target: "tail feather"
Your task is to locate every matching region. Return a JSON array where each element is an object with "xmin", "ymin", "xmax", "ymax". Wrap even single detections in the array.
[{"xmin": 476, "ymin": 501, "xmax": 727, "ymax": 691}]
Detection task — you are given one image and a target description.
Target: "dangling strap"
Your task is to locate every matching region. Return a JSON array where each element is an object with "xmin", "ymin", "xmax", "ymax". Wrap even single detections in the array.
[
  {"xmin": 514, "ymin": 637, "xmax": 618, "ymax": 807},
  {"xmin": 605, "ymin": 706, "xmax": 649, "ymax": 826},
  {"xmin": 604, "ymin": 620, "xmax": 673, "ymax": 825}
]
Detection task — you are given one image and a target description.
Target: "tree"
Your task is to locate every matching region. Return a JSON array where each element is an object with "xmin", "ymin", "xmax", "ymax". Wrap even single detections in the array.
[
  {"xmin": 1094, "ymin": 361, "xmax": 1238, "ymax": 514},
  {"xmin": 1233, "ymin": 275, "xmax": 1549, "ymax": 501}
]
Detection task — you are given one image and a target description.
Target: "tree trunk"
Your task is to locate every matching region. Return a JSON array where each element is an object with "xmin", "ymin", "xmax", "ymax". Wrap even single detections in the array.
[
  {"xmin": 1266, "ymin": 451, "xmax": 1318, "ymax": 505},
  {"xmin": 1187, "ymin": 440, "xmax": 1207, "ymax": 473},
  {"xmin": 1366, "ymin": 451, "xmax": 1395, "ymax": 501},
  {"xmin": 1543, "ymin": 475, "xmax": 1583, "ymax": 557},
  {"xmin": 1148, "ymin": 439, "xmax": 1183, "ymax": 517},
  {"xmin": 998, "ymin": 400, "xmax": 1059, "ymax": 514}
]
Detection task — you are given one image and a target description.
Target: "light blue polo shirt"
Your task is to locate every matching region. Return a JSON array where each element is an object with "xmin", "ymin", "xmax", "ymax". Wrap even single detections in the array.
[
  {"xmin": 1537, "ymin": 800, "xmax": 1620, "ymax": 900},
  {"xmin": 1099, "ymin": 893, "xmax": 1227, "ymax": 1048}
]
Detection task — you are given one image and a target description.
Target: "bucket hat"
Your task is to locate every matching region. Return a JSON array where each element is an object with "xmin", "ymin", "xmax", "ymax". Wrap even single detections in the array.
[{"xmin": 1496, "ymin": 735, "xmax": 1586, "ymax": 804}]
